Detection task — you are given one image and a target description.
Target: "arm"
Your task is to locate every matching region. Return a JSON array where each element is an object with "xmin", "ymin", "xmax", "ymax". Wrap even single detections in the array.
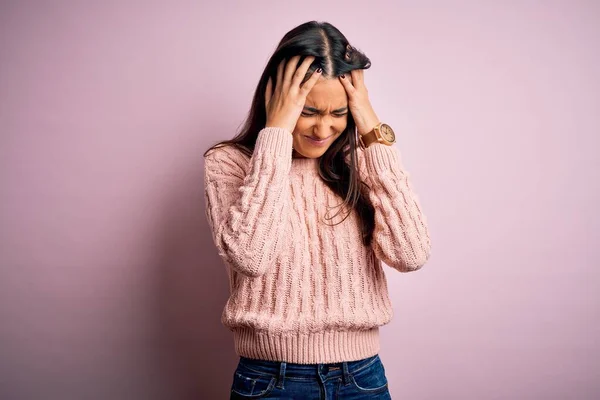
[
  {"xmin": 203, "ymin": 127, "xmax": 292, "ymax": 278},
  {"xmin": 357, "ymin": 143, "xmax": 431, "ymax": 272}
]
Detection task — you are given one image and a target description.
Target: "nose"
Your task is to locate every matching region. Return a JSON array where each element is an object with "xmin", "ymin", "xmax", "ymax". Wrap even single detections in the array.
[{"xmin": 313, "ymin": 116, "xmax": 335, "ymax": 138}]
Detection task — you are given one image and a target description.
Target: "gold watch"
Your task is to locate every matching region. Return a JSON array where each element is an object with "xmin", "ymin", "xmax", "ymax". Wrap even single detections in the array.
[{"xmin": 359, "ymin": 122, "xmax": 396, "ymax": 149}]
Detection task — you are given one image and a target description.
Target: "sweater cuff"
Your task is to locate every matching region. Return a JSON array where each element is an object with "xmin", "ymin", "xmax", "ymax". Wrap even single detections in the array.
[
  {"xmin": 364, "ymin": 143, "xmax": 403, "ymax": 175},
  {"xmin": 256, "ymin": 127, "xmax": 294, "ymax": 157}
]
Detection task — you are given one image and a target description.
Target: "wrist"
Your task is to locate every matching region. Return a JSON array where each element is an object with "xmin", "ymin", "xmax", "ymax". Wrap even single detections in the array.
[{"xmin": 358, "ymin": 119, "xmax": 381, "ymax": 136}]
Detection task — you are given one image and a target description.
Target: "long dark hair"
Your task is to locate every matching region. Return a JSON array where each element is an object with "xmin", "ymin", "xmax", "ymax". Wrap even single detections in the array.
[{"xmin": 204, "ymin": 20, "xmax": 376, "ymax": 246}]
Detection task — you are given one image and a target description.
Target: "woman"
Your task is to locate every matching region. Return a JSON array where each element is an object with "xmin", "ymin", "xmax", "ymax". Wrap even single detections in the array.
[{"xmin": 203, "ymin": 20, "xmax": 431, "ymax": 399}]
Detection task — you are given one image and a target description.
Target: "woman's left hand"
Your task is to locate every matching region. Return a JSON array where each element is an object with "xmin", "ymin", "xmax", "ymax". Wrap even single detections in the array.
[{"xmin": 338, "ymin": 69, "xmax": 381, "ymax": 136}]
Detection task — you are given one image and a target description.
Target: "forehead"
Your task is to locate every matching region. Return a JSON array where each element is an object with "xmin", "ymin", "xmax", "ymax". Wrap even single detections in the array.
[{"xmin": 305, "ymin": 77, "xmax": 348, "ymax": 107}]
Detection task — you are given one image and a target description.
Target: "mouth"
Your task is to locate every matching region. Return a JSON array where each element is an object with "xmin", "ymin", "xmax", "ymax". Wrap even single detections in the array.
[{"xmin": 303, "ymin": 134, "xmax": 334, "ymax": 146}]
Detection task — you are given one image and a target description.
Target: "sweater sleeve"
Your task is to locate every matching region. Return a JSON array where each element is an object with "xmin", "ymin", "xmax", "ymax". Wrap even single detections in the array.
[
  {"xmin": 203, "ymin": 127, "xmax": 293, "ymax": 278},
  {"xmin": 357, "ymin": 143, "xmax": 431, "ymax": 272}
]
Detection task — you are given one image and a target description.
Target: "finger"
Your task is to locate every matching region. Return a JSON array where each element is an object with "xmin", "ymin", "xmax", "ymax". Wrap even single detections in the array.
[
  {"xmin": 292, "ymin": 55, "xmax": 316, "ymax": 89},
  {"xmin": 275, "ymin": 58, "xmax": 285, "ymax": 95},
  {"xmin": 338, "ymin": 73, "xmax": 356, "ymax": 96},
  {"xmin": 299, "ymin": 66, "xmax": 322, "ymax": 97},
  {"xmin": 265, "ymin": 76, "xmax": 272, "ymax": 108},
  {"xmin": 351, "ymin": 68, "xmax": 364, "ymax": 89},
  {"xmin": 283, "ymin": 55, "xmax": 301, "ymax": 92}
]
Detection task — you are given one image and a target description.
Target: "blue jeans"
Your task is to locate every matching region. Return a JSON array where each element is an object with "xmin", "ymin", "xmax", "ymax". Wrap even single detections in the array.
[{"xmin": 230, "ymin": 353, "xmax": 392, "ymax": 399}]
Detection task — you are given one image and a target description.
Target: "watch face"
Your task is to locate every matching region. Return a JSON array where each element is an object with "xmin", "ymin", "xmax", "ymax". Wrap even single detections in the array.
[{"xmin": 380, "ymin": 124, "xmax": 395, "ymax": 142}]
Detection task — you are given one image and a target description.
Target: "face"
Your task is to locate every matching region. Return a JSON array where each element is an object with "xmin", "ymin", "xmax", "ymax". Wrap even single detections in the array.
[{"xmin": 291, "ymin": 76, "xmax": 349, "ymax": 158}]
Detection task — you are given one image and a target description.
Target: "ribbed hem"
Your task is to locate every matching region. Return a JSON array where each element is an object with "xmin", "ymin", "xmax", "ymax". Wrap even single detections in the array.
[
  {"xmin": 233, "ymin": 327, "xmax": 380, "ymax": 364},
  {"xmin": 364, "ymin": 143, "xmax": 403, "ymax": 175}
]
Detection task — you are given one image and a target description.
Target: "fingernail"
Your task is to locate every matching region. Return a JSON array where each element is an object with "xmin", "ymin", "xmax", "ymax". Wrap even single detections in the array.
[
  {"xmin": 340, "ymin": 74, "xmax": 345, "ymax": 79},
  {"xmin": 316, "ymin": 67, "xmax": 322, "ymax": 73}
]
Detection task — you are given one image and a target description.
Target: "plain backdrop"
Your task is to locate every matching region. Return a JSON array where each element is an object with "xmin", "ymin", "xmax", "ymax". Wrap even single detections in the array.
[{"xmin": 1, "ymin": 1, "xmax": 599, "ymax": 399}]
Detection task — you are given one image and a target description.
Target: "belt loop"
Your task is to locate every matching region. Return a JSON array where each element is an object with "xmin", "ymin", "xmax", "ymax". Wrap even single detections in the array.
[
  {"xmin": 342, "ymin": 361, "xmax": 351, "ymax": 385},
  {"xmin": 276, "ymin": 361, "xmax": 286, "ymax": 389}
]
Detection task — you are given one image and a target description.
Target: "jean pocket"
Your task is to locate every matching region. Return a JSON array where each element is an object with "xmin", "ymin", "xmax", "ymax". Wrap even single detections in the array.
[
  {"xmin": 348, "ymin": 356, "xmax": 389, "ymax": 394},
  {"xmin": 231, "ymin": 362, "xmax": 277, "ymax": 398}
]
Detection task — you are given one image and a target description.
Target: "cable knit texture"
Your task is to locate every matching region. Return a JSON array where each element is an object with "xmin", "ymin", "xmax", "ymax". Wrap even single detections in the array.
[{"xmin": 203, "ymin": 127, "xmax": 431, "ymax": 364}]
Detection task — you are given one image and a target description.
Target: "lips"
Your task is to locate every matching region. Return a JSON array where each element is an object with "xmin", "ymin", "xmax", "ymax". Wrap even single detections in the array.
[
  {"xmin": 301, "ymin": 133, "xmax": 336, "ymax": 147},
  {"xmin": 304, "ymin": 134, "xmax": 332, "ymax": 142}
]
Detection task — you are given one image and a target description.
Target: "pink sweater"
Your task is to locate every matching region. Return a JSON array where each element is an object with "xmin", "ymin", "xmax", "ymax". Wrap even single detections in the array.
[{"xmin": 204, "ymin": 126, "xmax": 431, "ymax": 364}]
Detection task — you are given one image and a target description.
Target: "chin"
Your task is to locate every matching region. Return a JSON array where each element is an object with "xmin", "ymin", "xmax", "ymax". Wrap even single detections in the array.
[{"xmin": 296, "ymin": 147, "xmax": 329, "ymax": 158}]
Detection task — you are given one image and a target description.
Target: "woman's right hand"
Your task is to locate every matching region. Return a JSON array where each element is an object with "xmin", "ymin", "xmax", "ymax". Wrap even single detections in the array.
[{"xmin": 265, "ymin": 55, "xmax": 322, "ymax": 134}]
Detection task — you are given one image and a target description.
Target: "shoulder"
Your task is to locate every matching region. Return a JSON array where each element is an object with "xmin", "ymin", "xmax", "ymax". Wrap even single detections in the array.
[{"xmin": 204, "ymin": 143, "xmax": 251, "ymax": 179}]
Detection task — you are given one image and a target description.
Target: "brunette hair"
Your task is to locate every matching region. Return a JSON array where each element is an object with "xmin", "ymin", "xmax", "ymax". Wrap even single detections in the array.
[{"xmin": 204, "ymin": 21, "xmax": 376, "ymax": 246}]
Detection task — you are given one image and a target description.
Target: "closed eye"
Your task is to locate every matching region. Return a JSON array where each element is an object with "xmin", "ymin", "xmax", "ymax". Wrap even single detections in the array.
[{"xmin": 301, "ymin": 112, "xmax": 348, "ymax": 117}]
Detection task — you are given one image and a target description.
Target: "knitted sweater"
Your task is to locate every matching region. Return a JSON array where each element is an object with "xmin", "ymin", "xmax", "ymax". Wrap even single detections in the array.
[{"xmin": 203, "ymin": 126, "xmax": 431, "ymax": 364}]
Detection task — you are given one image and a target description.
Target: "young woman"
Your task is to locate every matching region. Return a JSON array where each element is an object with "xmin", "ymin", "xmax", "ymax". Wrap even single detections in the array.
[{"xmin": 203, "ymin": 20, "xmax": 431, "ymax": 399}]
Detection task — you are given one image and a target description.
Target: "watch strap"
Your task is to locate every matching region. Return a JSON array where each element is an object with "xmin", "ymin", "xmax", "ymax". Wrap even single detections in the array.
[{"xmin": 359, "ymin": 122, "xmax": 383, "ymax": 149}]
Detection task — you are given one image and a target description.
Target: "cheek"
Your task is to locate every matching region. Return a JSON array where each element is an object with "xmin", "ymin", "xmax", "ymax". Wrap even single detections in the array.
[
  {"xmin": 336, "ymin": 118, "xmax": 348, "ymax": 131},
  {"xmin": 293, "ymin": 119, "xmax": 310, "ymax": 133}
]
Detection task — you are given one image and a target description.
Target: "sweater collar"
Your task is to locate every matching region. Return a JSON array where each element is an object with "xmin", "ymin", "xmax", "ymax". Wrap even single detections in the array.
[{"xmin": 291, "ymin": 156, "xmax": 319, "ymax": 172}]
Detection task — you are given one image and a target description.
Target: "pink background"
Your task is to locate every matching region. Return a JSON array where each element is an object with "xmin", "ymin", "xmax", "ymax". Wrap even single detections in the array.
[{"xmin": 1, "ymin": 1, "xmax": 599, "ymax": 399}]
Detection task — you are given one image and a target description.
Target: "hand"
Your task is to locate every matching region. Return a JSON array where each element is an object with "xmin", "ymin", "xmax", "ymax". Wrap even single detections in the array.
[
  {"xmin": 265, "ymin": 55, "xmax": 322, "ymax": 134},
  {"xmin": 338, "ymin": 69, "xmax": 381, "ymax": 136}
]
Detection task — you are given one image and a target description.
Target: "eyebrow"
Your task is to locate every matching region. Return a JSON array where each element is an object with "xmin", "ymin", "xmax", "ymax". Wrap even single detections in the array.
[{"xmin": 303, "ymin": 106, "xmax": 348, "ymax": 113}]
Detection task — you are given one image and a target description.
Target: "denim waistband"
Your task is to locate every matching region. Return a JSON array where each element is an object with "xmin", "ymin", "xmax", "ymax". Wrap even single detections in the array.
[{"xmin": 238, "ymin": 353, "xmax": 380, "ymax": 378}]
